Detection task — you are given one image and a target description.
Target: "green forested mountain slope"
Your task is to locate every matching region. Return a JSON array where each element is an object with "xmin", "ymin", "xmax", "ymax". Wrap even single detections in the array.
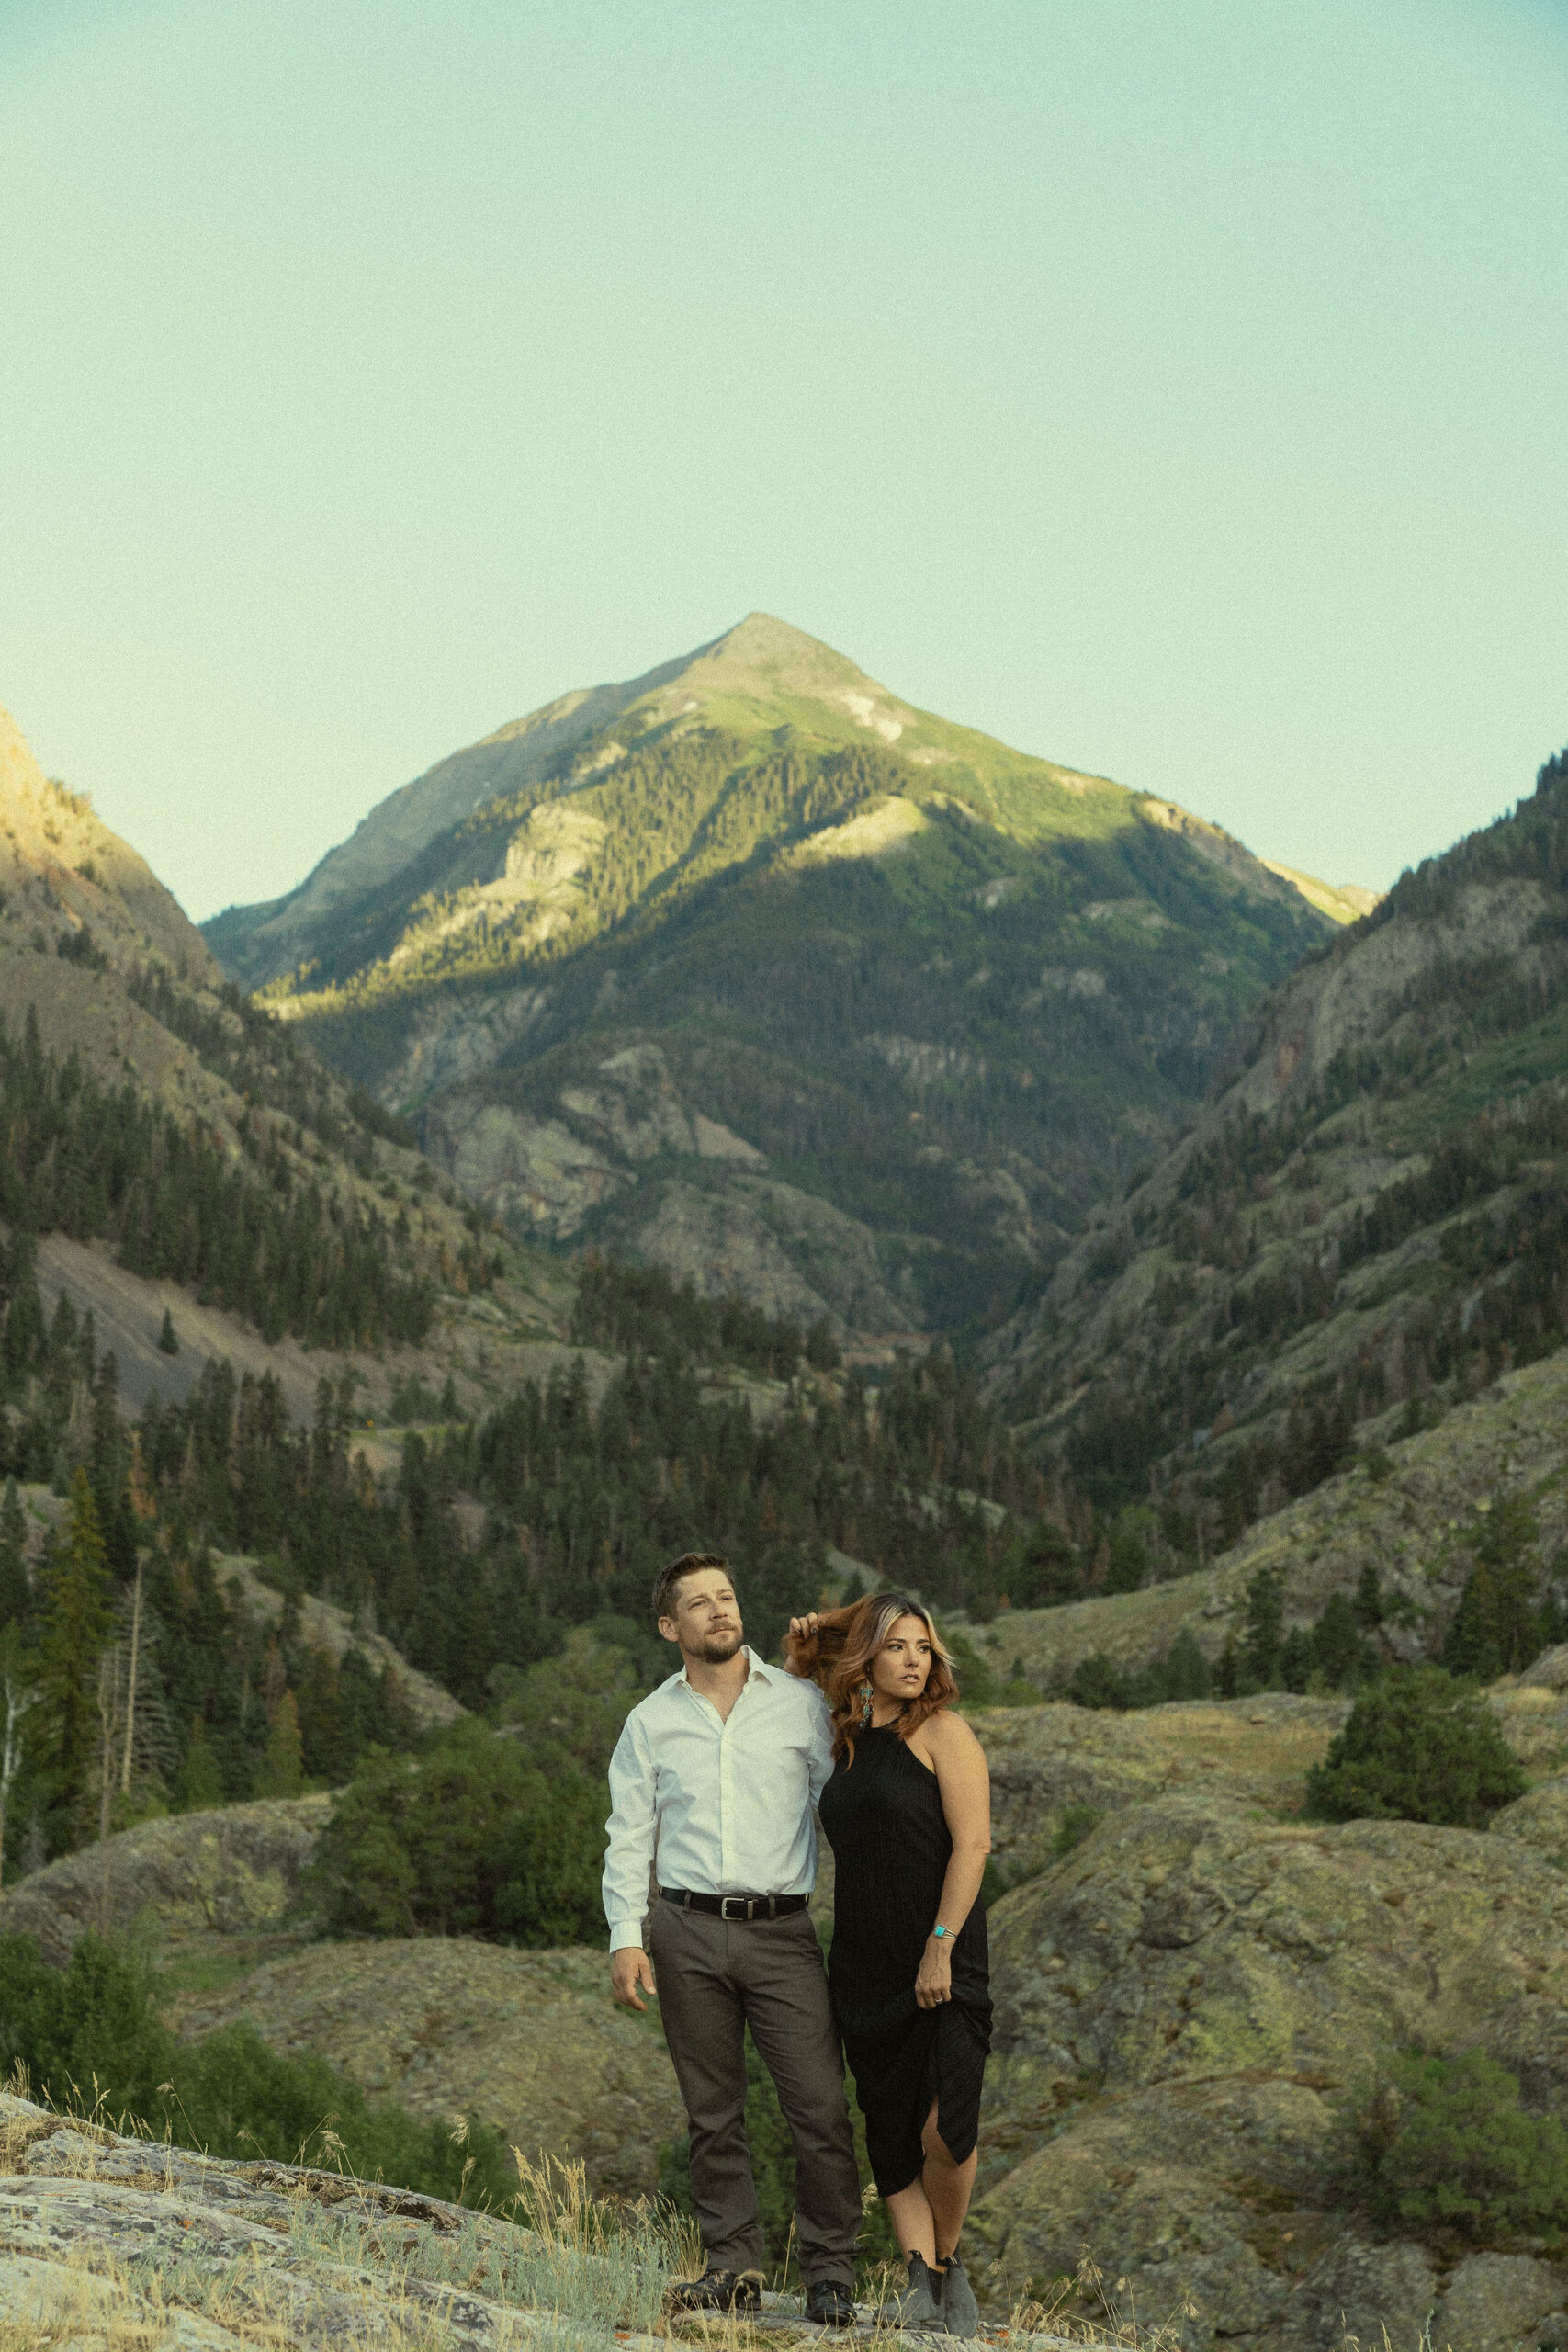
[
  {"xmin": 204, "ymin": 616, "xmax": 1336, "ymax": 1331},
  {"xmin": 988, "ymin": 743, "xmax": 1568, "ymax": 1565},
  {"xmin": 0, "ymin": 700, "xmax": 521, "ymax": 1360},
  {"xmin": 205, "ymin": 612, "xmax": 1171, "ymax": 989}
]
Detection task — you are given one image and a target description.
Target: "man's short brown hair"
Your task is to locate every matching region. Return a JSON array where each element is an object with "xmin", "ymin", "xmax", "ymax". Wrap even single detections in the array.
[{"xmin": 653, "ymin": 1552, "xmax": 731, "ymax": 1622}]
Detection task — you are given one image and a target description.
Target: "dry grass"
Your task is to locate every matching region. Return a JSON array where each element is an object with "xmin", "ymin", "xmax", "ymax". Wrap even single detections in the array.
[
  {"xmin": 1139, "ymin": 1704, "xmax": 1337, "ymax": 1804},
  {"xmin": 0, "ymin": 2075, "xmax": 1458, "ymax": 2352},
  {"xmin": 0, "ymin": 2066, "xmax": 689, "ymax": 2349}
]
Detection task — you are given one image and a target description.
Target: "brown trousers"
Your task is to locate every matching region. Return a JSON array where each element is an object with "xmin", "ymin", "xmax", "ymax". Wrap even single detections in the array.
[{"xmin": 647, "ymin": 1900, "xmax": 861, "ymax": 2286}]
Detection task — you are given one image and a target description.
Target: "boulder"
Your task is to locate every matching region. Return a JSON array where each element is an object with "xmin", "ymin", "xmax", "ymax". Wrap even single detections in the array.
[
  {"xmin": 1436, "ymin": 2253, "xmax": 1568, "ymax": 2352},
  {"xmin": 968, "ymin": 1795, "xmax": 1568, "ymax": 2347},
  {"xmin": 0, "ymin": 2088, "xmax": 649, "ymax": 2348},
  {"xmin": 1492, "ymin": 1774, "xmax": 1568, "ymax": 1855},
  {"xmin": 1517, "ymin": 1644, "xmax": 1568, "ymax": 1693},
  {"xmin": 0, "ymin": 1796, "xmax": 329, "ymax": 1964},
  {"xmin": 165, "ymin": 1937, "xmax": 684, "ymax": 2200}
]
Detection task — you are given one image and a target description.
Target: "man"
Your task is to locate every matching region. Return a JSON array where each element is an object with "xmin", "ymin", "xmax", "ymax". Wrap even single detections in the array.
[{"xmin": 604, "ymin": 1552, "xmax": 861, "ymax": 2324}]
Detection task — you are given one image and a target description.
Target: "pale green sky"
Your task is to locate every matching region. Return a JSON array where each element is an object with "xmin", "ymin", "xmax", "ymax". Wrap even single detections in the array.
[{"xmin": 1, "ymin": 0, "xmax": 1564, "ymax": 921}]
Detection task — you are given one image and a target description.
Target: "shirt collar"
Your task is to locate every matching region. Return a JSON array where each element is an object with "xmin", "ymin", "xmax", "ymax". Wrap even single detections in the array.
[{"xmin": 678, "ymin": 1645, "xmax": 773, "ymax": 1692}]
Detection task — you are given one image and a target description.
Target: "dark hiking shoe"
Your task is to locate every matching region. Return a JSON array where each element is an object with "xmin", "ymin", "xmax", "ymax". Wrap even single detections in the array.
[
  {"xmin": 805, "ymin": 2279, "xmax": 857, "ymax": 2327},
  {"xmin": 879, "ymin": 2252, "xmax": 942, "ymax": 2330},
  {"xmin": 668, "ymin": 2268, "xmax": 763, "ymax": 2315},
  {"xmin": 940, "ymin": 2254, "xmax": 979, "ymax": 2338}
]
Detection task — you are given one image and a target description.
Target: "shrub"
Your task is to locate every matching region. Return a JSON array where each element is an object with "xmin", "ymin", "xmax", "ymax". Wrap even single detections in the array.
[
  {"xmin": 1066, "ymin": 1652, "xmax": 1128, "ymax": 1710},
  {"xmin": 1051, "ymin": 1804, "xmax": 1101, "ymax": 1859},
  {"xmin": 488, "ymin": 1633, "xmax": 645, "ymax": 1775},
  {"xmin": 1305, "ymin": 1667, "xmax": 1525, "ymax": 1827},
  {"xmin": 173, "ymin": 2022, "xmax": 513, "ymax": 2200},
  {"xmin": 312, "ymin": 1717, "xmax": 607, "ymax": 1944},
  {"xmin": 1345, "ymin": 2050, "xmax": 1568, "ymax": 2241},
  {"xmin": 0, "ymin": 1932, "xmax": 512, "ymax": 2201}
]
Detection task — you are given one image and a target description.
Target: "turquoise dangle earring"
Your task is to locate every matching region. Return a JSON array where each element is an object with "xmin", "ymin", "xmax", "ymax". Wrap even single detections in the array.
[{"xmin": 859, "ymin": 1680, "xmax": 874, "ymax": 1726}]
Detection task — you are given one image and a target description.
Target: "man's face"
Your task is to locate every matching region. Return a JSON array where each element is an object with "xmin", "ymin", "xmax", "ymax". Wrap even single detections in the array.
[{"xmin": 660, "ymin": 1568, "xmax": 744, "ymax": 1664}]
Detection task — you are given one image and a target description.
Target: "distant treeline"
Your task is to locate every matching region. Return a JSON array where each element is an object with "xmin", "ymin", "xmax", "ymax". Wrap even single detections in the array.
[
  {"xmin": 1063, "ymin": 1497, "xmax": 1566, "ymax": 1715},
  {"xmin": 0, "ymin": 1004, "xmax": 435, "ymax": 1347},
  {"xmin": 0, "ymin": 1236, "xmax": 1053, "ymax": 1864},
  {"xmin": 570, "ymin": 1251, "xmax": 840, "ymax": 1378},
  {"xmin": 126, "ymin": 964, "xmax": 420, "ymax": 1158}
]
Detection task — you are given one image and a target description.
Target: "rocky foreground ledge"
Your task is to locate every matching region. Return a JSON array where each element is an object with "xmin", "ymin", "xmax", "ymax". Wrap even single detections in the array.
[{"xmin": 0, "ymin": 2090, "xmax": 1108, "ymax": 2352}]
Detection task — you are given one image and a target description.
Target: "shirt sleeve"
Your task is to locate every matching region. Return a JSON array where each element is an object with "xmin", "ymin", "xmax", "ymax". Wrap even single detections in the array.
[
  {"xmin": 603, "ymin": 1710, "xmax": 658, "ymax": 1952},
  {"xmin": 803, "ymin": 1682, "xmax": 836, "ymax": 1807}
]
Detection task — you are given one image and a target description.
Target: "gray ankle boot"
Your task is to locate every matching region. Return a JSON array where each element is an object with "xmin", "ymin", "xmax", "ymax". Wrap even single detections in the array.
[
  {"xmin": 883, "ymin": 2252, "xmax": 942, "ymax": 2331},
  {"xmin": 939, "ymin": 2254, "xmax": 979, "ymax": 2339}
]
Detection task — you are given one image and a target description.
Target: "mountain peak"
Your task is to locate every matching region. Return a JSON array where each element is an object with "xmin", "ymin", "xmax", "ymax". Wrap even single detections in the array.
[
  {"xmin": 203, "ymin": 619, "xmax": 1353, "ymax": 987},
  {"xmin": 694, "ymin": 610, "xmax": 869, "ymax": 683},
  {"xmin": 0, "ymin": 700, "xmax": 217, "ymax": 978}
]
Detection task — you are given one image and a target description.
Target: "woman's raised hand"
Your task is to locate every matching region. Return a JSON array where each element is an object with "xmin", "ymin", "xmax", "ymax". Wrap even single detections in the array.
[{"xmin": 788, "ymin": 1612, "xmax": 823, "ymax": 1640}]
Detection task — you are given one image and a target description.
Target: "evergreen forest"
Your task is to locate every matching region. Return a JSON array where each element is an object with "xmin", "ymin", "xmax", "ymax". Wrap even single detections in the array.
[{"xmin": 1018, "ymin": 746, "xmax": 1568, "ymax": 1564}]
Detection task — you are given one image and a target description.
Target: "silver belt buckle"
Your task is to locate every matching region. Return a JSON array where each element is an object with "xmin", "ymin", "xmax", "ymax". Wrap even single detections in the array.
[{"xmin": 721, "ymin": 1894, "xmax": 752, "ymax": 1921}]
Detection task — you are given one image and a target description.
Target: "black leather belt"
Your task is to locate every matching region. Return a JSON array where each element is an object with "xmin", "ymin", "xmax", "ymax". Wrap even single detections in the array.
[{"xmin": 660, "ymin": 1889, "xmax": 808, "ymax": 1922}]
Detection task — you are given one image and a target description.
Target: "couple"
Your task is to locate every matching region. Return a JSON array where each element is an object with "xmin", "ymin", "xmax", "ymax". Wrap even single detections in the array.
[{"xmin": 604, "ymin": 1551, "xmax": 992, "ymax": 2334}]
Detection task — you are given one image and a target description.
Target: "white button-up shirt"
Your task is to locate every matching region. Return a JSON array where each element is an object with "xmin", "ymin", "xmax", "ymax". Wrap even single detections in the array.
[{"xmin": 602, "ymin": 1649, "xmax": 836, "ymax": 1952}]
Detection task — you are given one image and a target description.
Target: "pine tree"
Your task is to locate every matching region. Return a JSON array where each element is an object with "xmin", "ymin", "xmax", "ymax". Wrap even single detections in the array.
[
  {"xmin": 1444, "ymin": 1496, "xmax": 1541, "ymax": 1679},
  {"xmin": 1312, "ymin": 1591, "xmax": 1365, "ymax": 1688},
  {"xmin": 0, "ymin": 1477, "xmax": 29, "ymax": 1626},
  {"xmin": 255, "ymin": 1690, "xmax": 304, "ymax": 1799},
  {"xmin": 175, "ymin": 1716, "xmax": 223, "ymax": 1812},
  {"xmin": 0, "ymin": 1623, "xmax": 39, "ymax": 1884},
  {"xmin": 35, "ymin": 1471, "xmax": 111, "ymax": 1841},
  {"xmin": 1278, "ymin": 1625, "xmax": 1314, "ymax": 1693},
  {"xmin": 1162, "ymin": 1627, "xmax": 1212, "ymax": 1701},
  {"xmin": 157, "ymin": 1309, "xmax": 178, "ymax": 1356},
  {"xmin": 1243, "ymin": 1566, "xmax": 1284, "ymax": 1688}
]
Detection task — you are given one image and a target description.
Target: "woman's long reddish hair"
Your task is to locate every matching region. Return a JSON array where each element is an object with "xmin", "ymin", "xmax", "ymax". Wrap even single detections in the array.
[{"xmin": 785, "ymin": 1592, "xmax": 958, "ymax": 1761}]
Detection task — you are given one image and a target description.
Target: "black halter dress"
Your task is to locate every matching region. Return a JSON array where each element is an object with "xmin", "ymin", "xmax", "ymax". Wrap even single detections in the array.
[{"xmin": 817, "ymin": 1723, "xmax": 992, "ymax": 2198}]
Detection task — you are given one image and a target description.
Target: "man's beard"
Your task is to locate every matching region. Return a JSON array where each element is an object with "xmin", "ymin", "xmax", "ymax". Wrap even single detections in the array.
[{"xmin": 694, "ymin": 1625, "xmax": 744, "ymax": 1662}]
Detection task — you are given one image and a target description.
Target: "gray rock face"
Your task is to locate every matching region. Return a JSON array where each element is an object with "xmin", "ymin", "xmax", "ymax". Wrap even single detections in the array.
[
  {"xmin": 0, "ymin": 1796, "xmax": 329, "ymax": 1964},
  {"xmin": 1437, "ymin": 2253, "xmax": 1568, "ymax": 2352},
  {"xmin": 165, "ymin": 1939, "xmax": 686, "ymax": 2203},
  {"xmin": 423, "ymin": 1039, "xmax": 914, "ymax": 1330},
  {"xmin": 0, "ymin": 2088, "xmax": 648, "ymax": 2347},
  {"xmin": 1493, "ymin": 1774, "xmax": 1568, "ymax": 1853},
  {"xmin": 969, "ymin": 1793, "xmax": 1568, "ymax": 2349}
]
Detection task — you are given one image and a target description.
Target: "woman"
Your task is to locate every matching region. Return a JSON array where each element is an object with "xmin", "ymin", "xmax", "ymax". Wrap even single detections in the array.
[{"xmin": 786, "ymin": 1595, "xmax": 992, "ymax": 2336}]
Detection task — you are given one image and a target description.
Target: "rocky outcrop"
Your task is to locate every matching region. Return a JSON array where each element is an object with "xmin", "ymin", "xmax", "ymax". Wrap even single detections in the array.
[
  {"xmin": 978, "ymin": 1693, "xmax": 1347, "ymax": 1880},
  {"xmin": 423, "ymin": 1041, "xmax": 914, "ymax": 1332},
  {"xmin": 969, "ymin": 1793, "xmax": 1568, "ymax": 2348},
  {"xmin": 0, "ymin": 1795, "xmax": 328, "ymax": 1964},
  {"xmin": 632, "ymin": 1174, "xmax": 909, "ymax": 1329},
  {"xmin": 164, "ymin": 1939, "xmax": 685, "ymax": 2202},
  {"xmin": 212, "ymin": 1555, "xmax": 466, "ymax": 1731},
  {"xmin": 0, "ymin": 2088, "xmax": 643, "ymax": 2348}
]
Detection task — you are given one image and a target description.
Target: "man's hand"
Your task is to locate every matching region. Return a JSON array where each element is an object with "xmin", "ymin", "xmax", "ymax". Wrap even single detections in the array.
[{"xmin": 611, "ymin": 1946, "xmax": 658, "ymax": 2012}]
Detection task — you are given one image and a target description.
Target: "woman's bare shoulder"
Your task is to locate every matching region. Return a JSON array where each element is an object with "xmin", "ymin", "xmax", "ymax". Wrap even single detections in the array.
[{"xmin": 926, "ymin": 1706, "xmax": 986, "ymax": 1760}]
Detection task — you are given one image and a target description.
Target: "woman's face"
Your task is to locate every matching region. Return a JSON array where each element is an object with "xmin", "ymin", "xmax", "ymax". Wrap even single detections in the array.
[{"xmin": 872, "ymin": 1612, "xmax": 934, "ymax": 1702}]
